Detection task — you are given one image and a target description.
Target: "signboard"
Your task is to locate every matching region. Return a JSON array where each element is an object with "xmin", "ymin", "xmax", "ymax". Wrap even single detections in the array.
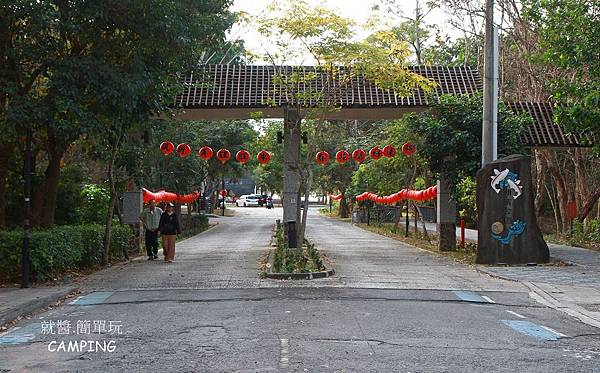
[
  {"xmin": 567, "ymin": 201, "xmax": 577, "ymax": 221},
  {"xmin": 122, "ymin": 191, "xmax": 143, "ymax": 224}
]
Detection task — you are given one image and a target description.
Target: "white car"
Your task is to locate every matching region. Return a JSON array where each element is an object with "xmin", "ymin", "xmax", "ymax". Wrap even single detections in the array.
[{"xmin": 235, "ymin": 194, "xmax": 260, "ymax": 207}]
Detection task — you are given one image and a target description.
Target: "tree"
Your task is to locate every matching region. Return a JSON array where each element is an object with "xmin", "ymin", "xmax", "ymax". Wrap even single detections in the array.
[
  {"xmin": 256, "ymin": 0, "xmax": 436, "ymax": 245},
  {"xmin": 0, "ymin": 1, "xmax": 236, "ymax": 231},
  {"xmin": 524, "ymin": 0, "xmax": 600, "ymax": 222}
]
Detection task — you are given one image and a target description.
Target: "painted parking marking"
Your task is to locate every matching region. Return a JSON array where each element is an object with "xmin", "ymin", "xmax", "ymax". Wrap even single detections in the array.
[
  {"xmin": 541, "ymin": 325, "xmax": 567, "ymax": 338},
  {"xmin": 506, "ymin": 310, "xmax": 526, "ymax": 319},
  {"xmin": 453, "ymin": 291, "xmax": 489, "ymax": 303},
  {"xmin": 502, "ymin": 320, "xmax": 564, "ymax": 341},
  {"xmin": 481, "ymin": 295, "xmax": 496, "ymax": 304},
  {"xmin": 0, "ymin": 323, "xmax": 38, "ymax": 345},
  {"xmin": 70, "ymin": 291, "xmax": 114, "ymax": 306}
]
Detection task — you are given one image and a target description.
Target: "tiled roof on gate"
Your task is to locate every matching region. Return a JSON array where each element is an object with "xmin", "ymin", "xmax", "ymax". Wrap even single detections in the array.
[
  {"xmin": 174, "ymin": 65, "xmax": 593, "ymax": 148},
  {"xmin": 508, "ymin": 101, "xmax": 594, "ymax": 148},
  {"xmin": 174, "ymin": 64, "xmax": 482, "ymax": 109}
]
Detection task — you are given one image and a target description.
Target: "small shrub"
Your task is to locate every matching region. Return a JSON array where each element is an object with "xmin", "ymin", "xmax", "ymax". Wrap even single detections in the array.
[{"xmin": 77, "ymin": 185, "xmax": 110, "ymax": 224}]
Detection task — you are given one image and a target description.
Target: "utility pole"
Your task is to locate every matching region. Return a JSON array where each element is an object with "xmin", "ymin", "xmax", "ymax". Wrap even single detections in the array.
[
  {"xmin": 21, "ymin": 128, "xmax": 32, "ymax": 288},
  {"xmin": 482, "ymin": 0, "xmax": 499, "ymax": 165}
]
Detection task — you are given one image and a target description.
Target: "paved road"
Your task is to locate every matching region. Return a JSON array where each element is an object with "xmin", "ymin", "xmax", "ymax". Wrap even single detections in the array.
[{"xmin": 1, "ymin": 207, "xmax": 599, "ymax": 372}]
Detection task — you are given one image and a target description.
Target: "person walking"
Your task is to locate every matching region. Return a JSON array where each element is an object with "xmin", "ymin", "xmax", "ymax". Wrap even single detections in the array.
[
  {"xmin": 158, "ymin": 203, "xmax": 181, "ymax": 263},
  {"xmin": 139, "ymin": 199, "xmax": 163, "ymax": 260}
]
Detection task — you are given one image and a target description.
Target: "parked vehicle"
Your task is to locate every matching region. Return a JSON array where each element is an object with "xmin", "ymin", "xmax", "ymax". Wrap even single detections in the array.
[
  {"xmin": 235, "ymin": 194, "xmax": 260, "ymax": 207},
  {"xmin": 258, "ymin": 194, "xmax": 268, "ymax": 206}
]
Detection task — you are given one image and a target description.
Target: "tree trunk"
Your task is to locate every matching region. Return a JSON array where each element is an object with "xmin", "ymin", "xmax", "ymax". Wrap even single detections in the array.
[
  {"xmin": 40, "ymin": 152, "xmax": 63, "ymax": 228},
  {"xmin": 578, "ymin": 186, "xmax": 600, "ymax": 222},
  {"xmin": 339, "ymin": 193, "xmax": 349, "ymax": 218},
  {"xmin": 102, "ymin": 132, "xmax": 122, "ymax": 266},
  {"xmin": 573, "ymin": 148, "xmax": 591, "ymax": 222},
  {"xmin": 543, "ymin": 150, "xmax": 570, "ymax": 235},
  {"xmin": 533, "ymin": 149, "xmax": 546, "ymax": 219},
  {"xmin": 0, "ymin": 142, "xmax": 15, "ymax": 227}
]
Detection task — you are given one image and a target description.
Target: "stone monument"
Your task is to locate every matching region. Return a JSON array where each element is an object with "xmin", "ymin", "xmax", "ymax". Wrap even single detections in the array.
[{"xmin": 476, "ymin": 154, "xmax": 549, "ymax": 264}]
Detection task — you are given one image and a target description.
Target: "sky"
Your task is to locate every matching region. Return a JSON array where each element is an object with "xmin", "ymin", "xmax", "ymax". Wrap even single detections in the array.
[{"xmin": 228, "ymin": 0, "xmax": 463, "ymax": 64}]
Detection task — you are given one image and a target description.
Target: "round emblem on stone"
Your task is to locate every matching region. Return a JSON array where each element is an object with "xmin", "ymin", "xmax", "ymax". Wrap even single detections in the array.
[{"xmin": 491, "ymin": 222, "xmax": 504, "ymax": 235}]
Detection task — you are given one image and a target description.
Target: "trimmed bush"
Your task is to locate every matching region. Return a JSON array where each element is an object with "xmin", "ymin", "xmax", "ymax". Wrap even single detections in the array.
[
  {"xmin": 179, "ymin": 213, "xmax": 209, "ymax": 238},
  {"xmin": 0, "ymin": 224, "xmax": 132, "ymax": 282}
]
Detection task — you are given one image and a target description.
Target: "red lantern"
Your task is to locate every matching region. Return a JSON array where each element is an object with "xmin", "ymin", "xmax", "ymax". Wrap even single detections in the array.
[
  {"xmin": 177, "ymin": 143, "xmax": 191, "ymax": 158},
  {"xmin": 402, "ymin": 142, "xmax": 416, "ymax": 156},
  {"xmin": 369, "ymin": 147, "xmax": 383, "ymax": 160},
  {"xmin": 220, "ymin": 189, "xmax": 228, "ymax": 197},
  {"xmin": 198, "ymin": 146, "xmax": 213, "ymax": 160},
  {"xmin": 216, "ymin": 148, "xmax": 231, "ymax": 164},
  {"xmin": 315, "ymin": 151, "xmax": 330, "ymax": 165},
  {"xmin": 383, "ymin": 145, "xmax": 397, "ymax": 158},
  {"xmin": 335, "ymin": 150, "xmax": 350, "ymax": 164},
  {"xmin": 352, "ymin": 149, "xmax": 367, "ymax": 163},
  {"xmin": 257, "ymin": 150, "xmax": 271, "ymax": 165},
  {"xmin": 236, "ymin": 150, "xmax": 251, "ymax": 164},
  {"xmin": 160, "ymin": 141, "xmax": 175, "ymax": 156}
]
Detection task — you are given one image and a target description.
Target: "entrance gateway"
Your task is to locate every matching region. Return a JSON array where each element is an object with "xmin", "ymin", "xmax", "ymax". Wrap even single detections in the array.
[{"xmin": 168, "ymin": 64, "xmax": 587, "ymax": 252}]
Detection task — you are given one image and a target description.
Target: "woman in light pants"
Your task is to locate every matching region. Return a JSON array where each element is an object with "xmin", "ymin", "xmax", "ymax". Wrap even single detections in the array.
[{"xmin": 158, "ymin": 203, "xmax": 181, "ymax": 263}]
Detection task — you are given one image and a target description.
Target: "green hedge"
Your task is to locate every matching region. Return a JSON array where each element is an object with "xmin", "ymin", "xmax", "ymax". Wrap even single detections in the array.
[
  {"xmin": 0, "ymin": 224, "xmax": 131, "ymax": 282},
  {"xmin": 179, "ymin": 213, "xmax": 209, "ymax": 239}
]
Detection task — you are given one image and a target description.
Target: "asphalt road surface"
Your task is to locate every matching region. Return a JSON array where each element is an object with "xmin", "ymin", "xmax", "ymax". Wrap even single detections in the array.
[{"xmin": 1, "ymin": 206, "xmax": 599, "ymax": 372}]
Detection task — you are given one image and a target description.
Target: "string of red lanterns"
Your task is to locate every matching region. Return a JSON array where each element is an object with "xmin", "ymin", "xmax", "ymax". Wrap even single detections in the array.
[
  {"xmin": 160, "ymin": 143, "xmax": 271, "ymax": 165},
  {"xmin": 355, "ymin": 186, "xmax": 437, "ymax": 204},
  {"xmin": 142, "ymin": 188, "xmax": 201, "ymax": 204},
  {"xmin": 159, "ymin": 141, "xmax": 415, "ymax": 165}
]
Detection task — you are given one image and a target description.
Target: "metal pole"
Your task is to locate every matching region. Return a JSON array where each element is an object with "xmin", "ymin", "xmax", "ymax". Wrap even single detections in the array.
[
  {"xmin": 21, "ymin": 128, "xmax": 32, "ymax": 288},
  {"xmin": 482, "ymin": 0, "xmax": 498, "ymax": 165},
  {"xmin": 405, "ymin": 199, "xmax": 409, "ymax": 237},
  {"xmin": 460, "ymin": 219, "xmax": 466, "ymax": 249},
  {"xmin": 221, "ymin": 173, "xmax": 225, "ymax": 217}
]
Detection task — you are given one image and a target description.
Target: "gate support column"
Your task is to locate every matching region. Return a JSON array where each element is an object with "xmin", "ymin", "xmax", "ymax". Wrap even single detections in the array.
[
  {"xmin": 437, "ymin": 176, "xmax": 456, "ymax": 251},
  {"xmin": 282, "ymin": 107, "xmax": 301, "ymax": 249}
]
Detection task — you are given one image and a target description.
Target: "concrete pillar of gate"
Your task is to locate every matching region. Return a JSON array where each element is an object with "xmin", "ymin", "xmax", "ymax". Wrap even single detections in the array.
[
  {"xmin": 437, "ymin": 176, "xmax": 457, "ymax": 251},
  {"xmin": 282, "ymin": 107, "xmax": 302, "ymax": 248}
]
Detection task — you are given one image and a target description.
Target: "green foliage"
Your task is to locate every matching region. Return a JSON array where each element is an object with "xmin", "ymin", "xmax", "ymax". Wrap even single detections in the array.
[
  {"xmin": 524, "ymin": 0, "xmax": 600, "ymax": 151},
  {"xmin": 271, "ymin": 224, "xmax": 325, "ymax": 273},
  {"xmin": 256, "ymin": 0, "xmax": 437, "ymax": 111},
  {"xmin": 138, "ymin": 120, "xmax": 257, "ymax": 195},
  {"xmin": 55, "ymin": 164, "xmax": 84, "ymax": 225},
  {"xmin": 77, "ymin": 185, "xmax": 110, "ymax": 224},
  {"xmin": 456, "ymin": 176, "xmax": 477, "ymax": 228},
  {"xmin": 179, "ymin": 214, "xmax": 210, "ymax": 239},
  {"xmin": 404, "ymin": 93, "xmax": 529, "ymax": 195},
  {"xmin": 0, "ymin": 224, "xmax": 130, "ymax": 282},
  {"xmin": 569, "ymin": 218, "xmax": 600, "ymax": 247},
  {"xmin": 348, "ymin": 119, "xmax": 429, "ymax": 197}
]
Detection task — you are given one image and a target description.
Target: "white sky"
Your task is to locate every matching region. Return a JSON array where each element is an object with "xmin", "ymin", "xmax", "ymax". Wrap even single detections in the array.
[{"xmin": 228, "ymin": 0, "xmax": 464, "ymax": 64}]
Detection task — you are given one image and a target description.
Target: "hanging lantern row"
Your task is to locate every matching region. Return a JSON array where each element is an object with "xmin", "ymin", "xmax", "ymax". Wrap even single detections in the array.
[
  {"xmin": 329, "ymin": 194, "xmax": 344, "ymax": 201},
  {"xmin": 315, "ymin": 143, "xmax": 415, "ymax": 165},
  {"xmin": 160, "ymin": 142, "xmax": 271, "ymax": 165},
  {"xmin": 355, "ymin": 186, "xmax": 437, "ymax": 204},
  {"xmin": 160, "ymin": 141, "xmax": 415, "ymax": 166},
  {"xmin": 142, "ymin": 188, "xmax": 201, "ymax": 204}
]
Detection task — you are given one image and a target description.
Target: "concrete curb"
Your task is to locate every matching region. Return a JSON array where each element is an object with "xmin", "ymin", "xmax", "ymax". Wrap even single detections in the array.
[
  {"xmin": 522, "ymin": 281, "xmax": 600, "ymax": 330},
  {"xmin": 477, "ymin": 266, "xmax": 600, "ymax": 329},
  {"xmin": 265, "ymin": 268, "xmax": 335, "ymax": 280},
  {"xmin": 0, "ymin": 286, "xmax": 78, "ymax": 328}
]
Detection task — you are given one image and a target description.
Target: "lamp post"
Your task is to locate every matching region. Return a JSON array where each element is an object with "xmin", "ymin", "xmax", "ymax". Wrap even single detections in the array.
[{"xmin": 21, "ymin": 128, "xmax": 32, "ymax": 288}]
